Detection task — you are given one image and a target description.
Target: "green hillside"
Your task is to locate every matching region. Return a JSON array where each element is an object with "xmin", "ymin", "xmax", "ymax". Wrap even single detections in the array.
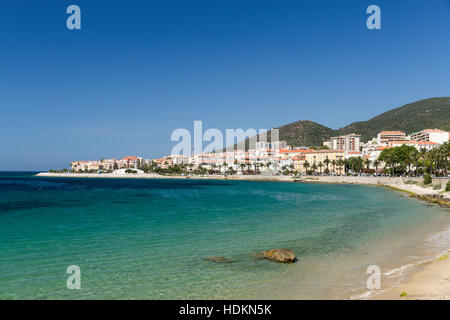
[
  {"xmin": 232, "ymin": 97, "xmax": 450, "ymax": 149},
  {"xmin": 334, "ymin": 97, "xmax": 450, "ymax": 142},
  {"xmin": 277, "ymin": 120, "xmax": 335, "ymax": 147}
]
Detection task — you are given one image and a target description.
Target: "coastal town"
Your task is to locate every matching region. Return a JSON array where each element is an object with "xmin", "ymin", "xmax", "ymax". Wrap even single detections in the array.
[{"xmin": 67, "ymin": 128, "xmax": 450, "ymax": 177}]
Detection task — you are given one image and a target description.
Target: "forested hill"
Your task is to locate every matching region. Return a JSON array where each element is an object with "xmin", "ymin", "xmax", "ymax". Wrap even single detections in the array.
[{"xmin": 276, "ymin": 97, "xmax": 450, "ymax": 147}]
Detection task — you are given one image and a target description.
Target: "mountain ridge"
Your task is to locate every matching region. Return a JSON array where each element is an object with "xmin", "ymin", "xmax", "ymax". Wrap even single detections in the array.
[{"xmin": 274, "ymin": 97, "xmax": 450, "ymax": 147}]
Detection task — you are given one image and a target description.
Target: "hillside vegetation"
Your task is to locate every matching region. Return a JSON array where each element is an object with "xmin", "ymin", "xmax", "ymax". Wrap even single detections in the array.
[
  {"xmin": 277, "ymin": 97, "xmax": 450, "ymax": 147},
  {"xmin": 334, "ymin": 97, "xmax": 450, "ymax": 142},
  {"xmin": 231, "ymin": 97, "xmax": 450, "ymax": 149}
]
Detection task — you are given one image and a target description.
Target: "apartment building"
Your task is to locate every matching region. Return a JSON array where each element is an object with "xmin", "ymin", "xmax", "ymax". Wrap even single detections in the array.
[
  {"xmin": 377, "ymin": 131, "xmax": 406, "ymax": 144},
  {"xmin": 71, "ymin": 161, "xmax": 101, "ymax": 172},
  {"xmin": 255, "ymin": 141, "xmax": 287, "ymax": 151},
  {"xmin": 388, "ymin": 140, "xmax": 440, "ymax": 151},
  {"xmin": 300, "ymin": 150, "xmax": 345, "ymax": 174},
  {"xmin": 325, "ymin": 134, "xmax": 361, "ymax": 152},
  {"xmin": 362, "ymin": 145, "xmax": 390, "ymax": 162},
  {"xmin": 409, "ymin": 129, "xmax": 449, "ymax": 145}
]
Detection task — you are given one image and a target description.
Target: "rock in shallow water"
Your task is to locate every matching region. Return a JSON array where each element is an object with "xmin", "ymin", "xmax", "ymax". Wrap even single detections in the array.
[
  {"xmin": 261, "ymin": 249, "xmax": 296, "ymax": 263},
  {"xmin": 204, "ymin": 256, "xmax": 233, "ymax": 263}
]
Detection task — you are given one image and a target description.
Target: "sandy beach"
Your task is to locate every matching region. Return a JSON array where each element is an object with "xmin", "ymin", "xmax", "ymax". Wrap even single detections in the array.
[
  {"xmin": 370, "ymin": 251, "xmax": 450, "ymax": 300},
  {"xmin": 35, "ymin": 172, "xmax": 450, "ymax": 299}
]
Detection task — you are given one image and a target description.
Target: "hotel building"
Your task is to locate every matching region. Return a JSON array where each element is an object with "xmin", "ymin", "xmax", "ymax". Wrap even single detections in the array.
[
  {"xmin": 377, "ymin": 131, "xmax": 406, "ymax": 144},
  {"xmin": 409, "ymin": 129, "xmax": 449, "ymax": 145},
  {"xmin": 325, "ymin": 134, "xmax": 361, "ymax": 152},
  {"xmin": 388, "ymin": 140, "xmax": 440, "ymax": 151}
]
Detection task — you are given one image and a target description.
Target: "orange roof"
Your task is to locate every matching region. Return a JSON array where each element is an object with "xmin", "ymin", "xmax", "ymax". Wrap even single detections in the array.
[
  {"xmin": 300, "ymin": 149, "xmax": 343, "ymax": 154},
  {"xmin": 390, "ymin": 140, "xmax": 439, "ymax": 145},
  {"xmin": 375, "ymin": 146, "xmax": 390, "ymax": 150},
  {"xmin": 122, "ymin": 156, "xmax": 138, "ymax": 160},
  {"xmin": 257, "ymin": 148, "xmax": 276, "ymax": 152},
  {"xmin": 279, "ymin": 149, "xmax": 304, "ymax": 153}
]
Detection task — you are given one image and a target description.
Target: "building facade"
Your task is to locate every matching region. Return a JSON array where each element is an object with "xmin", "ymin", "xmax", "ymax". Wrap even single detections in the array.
[
  {"xmin": 409, "ymin": 129, "xmax": 449, "ymax": 145},
  {"xmin": 326, "ymin": 134, "xmax": 361, "ymax": 152},
  {"xmin": 388, "ymin": 140, "xmax": 440, "ymax": 151},
  {"xmin": 377, "ymin": 131, "xmax": 406, "ymax": 144}
]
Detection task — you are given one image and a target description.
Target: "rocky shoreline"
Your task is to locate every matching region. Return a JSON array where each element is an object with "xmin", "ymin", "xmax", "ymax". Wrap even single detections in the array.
[{"xmin": 412, "ymin": 194, "xmax": 450, "ymax": 208}]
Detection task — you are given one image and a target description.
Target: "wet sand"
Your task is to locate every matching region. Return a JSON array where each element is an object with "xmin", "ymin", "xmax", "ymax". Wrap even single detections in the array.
[{"xmin": 371, "ymin": 251, "xmax": 450, "ymax": 300}]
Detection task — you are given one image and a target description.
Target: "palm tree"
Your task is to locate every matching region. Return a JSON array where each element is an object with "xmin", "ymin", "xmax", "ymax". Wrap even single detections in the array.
[
  {"xmin": 426, "ymin": 149, "xmax": 435, "ymax": 175},
  {"xmin": 379, "ymin": 149, "xmax": 395, "ymax": 176},
  {"xmin": 364, "ymin": 158, "xmax": 371, "ymax": 172},
  {"xmin": 404, "ymin": 147, "xmax": 418, "ymax": 176},
  {"xmin": 336, "ymin": 159, "xmax": 342, "ymax": 175},
  {"xmin": 324, "ymin": 157, "xmax": 330, "ymax": 173},
  {"xmin": 343, "ymin": 159, "xmax": 349, "ymax": 175},
  {"xmin": 331, "ymin": 159, "xmax": 336, "ymax": 174},
  {"xmin": 311, "ymin": 162, "xmax": 318, "ymax": 174},
  {"xmin": 417, "ymin": 148, "xmax": 427, "ymax": 176},
  {"xmin": 348, "ymin": 158, "xmax": 354, "ymax": 174},
  {"xmin": 437, "ymin": 145, "xmax": 448, "ymax": 176},
  {"xmin": 411, "ymin": 151, "xmax": 419, "ymax": 177},
  {"xmin": 303, "ymin": 160, "xmax": 310, "ymax": 175},
  {"xmin": 442, "ymin": 141, "xmax": 450, "ymax": 175},
  {"xmin": 373, "ymin": 159, "xmax": 380, "ymax": 173}
]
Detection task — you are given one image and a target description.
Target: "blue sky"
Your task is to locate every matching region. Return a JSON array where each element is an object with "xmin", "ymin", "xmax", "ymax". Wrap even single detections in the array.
[{"xmin": 1, "ymin": 0, "xmax": 450, "ymax": 170}]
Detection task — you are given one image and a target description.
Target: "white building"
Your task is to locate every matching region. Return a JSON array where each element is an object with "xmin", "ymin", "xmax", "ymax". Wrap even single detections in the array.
[
  {"xmin": 409, "ymin": 129, "xmax": 449, "ymax": 145},
  {"xmin": 377, "ymin": 131, "xmax": 406, "ymax": 144},
  {"xmin": 362, "ymin": 146, "xmax": 390, "ymax": 163},
  {"xmin": 326, "ymin": 134, "xmax": 361, "ymax": 152},
  {"xmin": 388, "ymin": 140, "xmax": 440, "ymax": 151},
  {"xmin": 255, "ymin": 141, "xmax": 287, "ymax": 151},
  {"xmin": 345, "ymin": 151, "xmax": 363, "ymax": 159}
]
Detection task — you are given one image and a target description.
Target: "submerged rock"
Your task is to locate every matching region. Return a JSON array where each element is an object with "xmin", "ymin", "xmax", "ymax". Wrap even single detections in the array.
[
  {"xmin": 261, "ymin": 249, "xmax": 296, "ymax": 263},
  {"xmin": 204, "ymin": 256, "xmax": 233, "ymax": 263}
]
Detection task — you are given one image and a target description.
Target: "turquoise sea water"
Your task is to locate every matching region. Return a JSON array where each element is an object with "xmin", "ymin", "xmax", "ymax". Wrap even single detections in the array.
[{"xmin": 0, "ymin": 172, "xmax": 449, "ymax": 299}]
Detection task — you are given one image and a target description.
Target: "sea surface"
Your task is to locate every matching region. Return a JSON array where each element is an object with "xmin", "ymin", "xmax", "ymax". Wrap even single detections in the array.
[{"xmin": 0, "ymin": 172, "xmax": 449, "ymax": 299}]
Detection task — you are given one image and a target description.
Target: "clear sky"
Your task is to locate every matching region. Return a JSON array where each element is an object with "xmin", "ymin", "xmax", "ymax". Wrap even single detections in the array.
[{"xmin": 1, "ymin": 0, "xmax": 450, "ymax": 170}]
